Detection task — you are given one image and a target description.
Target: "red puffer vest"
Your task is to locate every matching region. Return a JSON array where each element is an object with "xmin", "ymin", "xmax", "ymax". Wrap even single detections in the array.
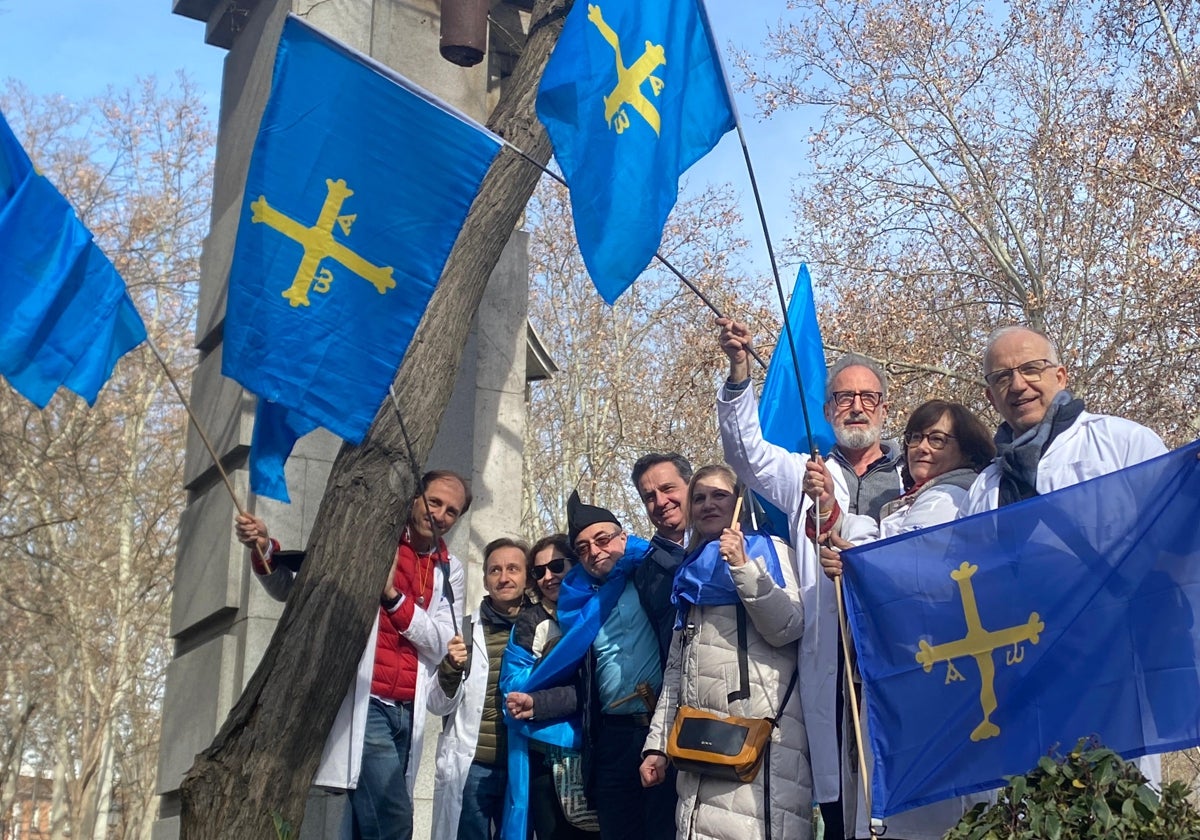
[{"xmin": 370, "ymin": 536, "xmax": 443, "ymax": 702}]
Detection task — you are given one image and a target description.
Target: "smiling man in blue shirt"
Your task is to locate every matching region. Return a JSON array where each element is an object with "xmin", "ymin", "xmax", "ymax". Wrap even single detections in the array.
[{"xmin": 564, "ymin": 492, "xmax": 676, "ymax": 840}]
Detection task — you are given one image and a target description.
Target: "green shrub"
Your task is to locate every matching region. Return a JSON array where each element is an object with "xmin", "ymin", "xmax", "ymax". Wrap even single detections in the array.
[{"xmin": 944, "ymin": 740, "xmax": 1200, "ymax": 839}]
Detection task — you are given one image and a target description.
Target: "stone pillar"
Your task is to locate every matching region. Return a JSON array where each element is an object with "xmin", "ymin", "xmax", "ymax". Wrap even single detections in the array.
[{"xmin": 154, "ymin": 1, "xmax": 537, "ymax": 837}]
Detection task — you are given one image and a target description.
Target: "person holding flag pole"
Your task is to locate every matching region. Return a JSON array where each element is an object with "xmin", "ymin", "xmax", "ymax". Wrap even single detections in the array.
[{"xmin": 529, "ymin": 0, "xmax": 891, "ymax": 827}]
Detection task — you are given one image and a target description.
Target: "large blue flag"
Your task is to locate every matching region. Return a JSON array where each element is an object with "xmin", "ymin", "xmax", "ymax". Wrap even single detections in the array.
[
  {"xmin": 756, "ymin": 264, "xmax": 835, "ymax": 536},
  {"xmin": 222, "ymin": 16, "xmax": 501, "ymax": 501},
  {"xmin": 0, "ymin": 109, "xmax": 146, "ymax": 408},
  {"xmin": 537, "ymin": 0, "xmax": 735, "ymax": 303},
  {"xmin": 842, "ymin": 442, "xmax": 1200, "ymax": 818}
]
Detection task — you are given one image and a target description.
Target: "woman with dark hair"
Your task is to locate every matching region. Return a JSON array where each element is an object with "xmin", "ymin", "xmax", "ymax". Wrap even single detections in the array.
[
  {"xmin": 502, "ymin": 535, "xmax": 597, "ymax": 839},
  {"xmin": 866, "ymin": 399, "xmax": 996, "ymax": 539},
  {"xmin": 807, "ymin": 399, "xmax": 996, "ymax": 839}
]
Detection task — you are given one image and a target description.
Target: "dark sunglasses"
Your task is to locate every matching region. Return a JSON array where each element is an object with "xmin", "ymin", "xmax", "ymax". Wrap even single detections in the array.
[{"xmin": 532, "ymin": 556, "xmax": 568, "ymax": 579}]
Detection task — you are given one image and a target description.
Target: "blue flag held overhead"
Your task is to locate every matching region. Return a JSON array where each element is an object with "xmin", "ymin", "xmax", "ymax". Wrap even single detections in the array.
[
  {"xmin": 0, "ymin": 110, "xmax": 146, "ymax": 408},
  {"xmin": 841, "ymin": 442, "xmax": 1200, "ymax": 818},
  {"xmin": 759, "ymin": 264, "xmax": 835, "ymax": 455},
  {"xmin": 222, "ymin": 16, "xmax": 501, "ymax": 501},
  {"xmin": 537, "ymin": 0, "xmax": 735, "ymax": 304},
  {"xmin": 755, "ymin": 264, "xmax": 834, "ymax": 536}
]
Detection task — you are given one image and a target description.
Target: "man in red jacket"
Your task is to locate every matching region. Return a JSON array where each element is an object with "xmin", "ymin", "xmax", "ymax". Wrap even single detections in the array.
[{"xmin": 236, "ymin": 470, "xmax": 470, "ymax": 840}]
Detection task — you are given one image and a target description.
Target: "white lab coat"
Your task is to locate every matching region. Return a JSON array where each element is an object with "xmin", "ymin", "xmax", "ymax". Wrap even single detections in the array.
[
  {"xmin": 718, "ymin": 383, "xmax": 902, "ymax": 809},
  {"xmin": 961, "ymin": 412, "xmax": 1167, "ymax": 515},
  {"xmin": 429, "ymin": 609, "xmax": 492, "ymax": 840},
  {"xmin": 305, "ymin": 556, "xmax": 466, "ymax": 793},
  {"xmin": 960, "ymin": 410, "xmax": 1168, "ymax": 787}
]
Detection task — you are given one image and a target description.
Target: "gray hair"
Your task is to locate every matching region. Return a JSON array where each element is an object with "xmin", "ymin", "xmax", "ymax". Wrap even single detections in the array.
[
  {"xmin": 825, "ymin": 352, "xmax": 889, "ymax": 401},
  {"xmin": 983, "ymin": 325, "xmax": 1061, "ymax": 372}
]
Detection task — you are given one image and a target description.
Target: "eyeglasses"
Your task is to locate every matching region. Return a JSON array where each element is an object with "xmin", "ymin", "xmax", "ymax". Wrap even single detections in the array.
[
  {"xmin": 904, "ymin": 431, "xmax": 957, "ymax": 450},
  {"xmin": 573, "ymin": 529, "xmax": 623, "ymax": 559},
  {"xmin": 983, "ymin": 359, "xmax": 1057, "ymax": 390},
  {"xmin": 532, "ymin": 556, "xmax": 567, "ymax": 580},
  {"xmin": 831, "ymin": 390, "xmax": 885, "ymax": 410}
]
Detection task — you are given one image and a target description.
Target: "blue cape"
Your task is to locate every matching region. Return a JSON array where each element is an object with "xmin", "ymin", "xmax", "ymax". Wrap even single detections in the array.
[
  {"xmin": 500, "ymin": 534, "xmax": 653, "ymax": 840},
  {"xmin": 672, "ymin": 533, "xmax": 784, "ymax": 628}
]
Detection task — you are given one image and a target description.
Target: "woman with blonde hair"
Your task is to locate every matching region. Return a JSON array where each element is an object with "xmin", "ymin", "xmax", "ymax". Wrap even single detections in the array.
[{"xmin": 639, "ymin": 464, "xmax": 812, "ymax": 839}]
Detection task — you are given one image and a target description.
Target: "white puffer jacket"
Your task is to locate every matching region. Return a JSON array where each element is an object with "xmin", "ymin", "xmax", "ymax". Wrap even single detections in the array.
[{"xmin": 644, "ymin": 536, "xmax": 812, "ymax": 840}]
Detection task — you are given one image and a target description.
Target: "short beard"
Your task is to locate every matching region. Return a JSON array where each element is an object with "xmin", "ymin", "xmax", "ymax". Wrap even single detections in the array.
[{"xmin": 835, "ymin": 424, "xmax": 881, "ymax": 451}]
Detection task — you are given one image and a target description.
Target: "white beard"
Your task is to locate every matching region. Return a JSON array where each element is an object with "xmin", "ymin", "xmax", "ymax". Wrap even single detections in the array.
[{"xmin": 835, "ymin": 424, "xmax": 881, "ymax": 450}]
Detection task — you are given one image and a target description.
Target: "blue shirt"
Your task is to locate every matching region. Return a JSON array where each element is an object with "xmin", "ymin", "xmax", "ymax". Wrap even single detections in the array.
[{"xmin": 593, "ymin": 579, "xmax": 662, "ymax": 714}]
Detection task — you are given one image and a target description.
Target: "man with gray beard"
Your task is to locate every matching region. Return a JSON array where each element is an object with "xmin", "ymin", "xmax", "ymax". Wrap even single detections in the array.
[{"xmin": 715, "ymin": 316, "xmax": 903, "ymax": 840}]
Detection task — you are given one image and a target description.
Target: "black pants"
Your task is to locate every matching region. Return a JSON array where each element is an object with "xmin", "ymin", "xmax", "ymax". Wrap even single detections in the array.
[{"xmin": 591, "ymin": 718, "xmax": 675, "ymax": 840}]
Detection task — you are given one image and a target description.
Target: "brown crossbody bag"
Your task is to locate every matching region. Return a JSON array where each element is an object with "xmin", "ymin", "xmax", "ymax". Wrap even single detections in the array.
[{"xmin": 666, "ymin": 602, "xmax": 798, "ymax": 783}]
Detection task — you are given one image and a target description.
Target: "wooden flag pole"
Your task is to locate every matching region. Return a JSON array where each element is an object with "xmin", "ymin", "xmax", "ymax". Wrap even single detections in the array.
[
  {"xmin": 142, "ymin": 339, "xmax": 247, "ymax": 517},
  {"xmin": 836, "ymin": 573, "xmax": 879, "ymax": 839}
]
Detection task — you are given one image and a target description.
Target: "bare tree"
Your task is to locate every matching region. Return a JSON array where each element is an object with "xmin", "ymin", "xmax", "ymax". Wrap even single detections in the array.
[
  {"xmin": 522, "ymin": 176, "xmax": 786, "ymax": 533},
  {"xmin": 0, "ymin": 75, "xmax": 212, "ymax": 840},
  {"xmin": 741, "ymin": 0, "xmax": 1200, "ymax": 442},
  {"xmin": 176, "ymin": 1, "xmax": 572, "ymax": 836}
]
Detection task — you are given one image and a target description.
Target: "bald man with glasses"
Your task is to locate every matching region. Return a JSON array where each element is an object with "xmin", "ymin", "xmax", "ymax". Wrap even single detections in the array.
[
  {"xmin": 960, "ymin": 324, "xmax": 1168, "ymax": 787},
  {"xmin": 961, "ymin": 324, "xmax": 1167, "ymax": 515}
]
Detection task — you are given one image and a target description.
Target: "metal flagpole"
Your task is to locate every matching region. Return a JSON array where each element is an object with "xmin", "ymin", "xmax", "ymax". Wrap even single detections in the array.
[{"xmin": 697, "ymin": 1, "xmax": 877, "ymax": 834}]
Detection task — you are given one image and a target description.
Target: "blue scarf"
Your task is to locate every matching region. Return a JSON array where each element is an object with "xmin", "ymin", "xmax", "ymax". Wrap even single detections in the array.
[
  {"xmin": 671, "ymin": 533, "xmax": 784, "ymax": 629},
  {"xmin": 499, "ymin": 534, "xmax": 652, "ymax": 840}
]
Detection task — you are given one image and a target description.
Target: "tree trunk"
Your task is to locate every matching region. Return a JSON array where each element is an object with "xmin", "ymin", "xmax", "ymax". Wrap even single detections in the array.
[{"xmin": 178, "ymin": 1, "xmax": 568, "ymax": 837}]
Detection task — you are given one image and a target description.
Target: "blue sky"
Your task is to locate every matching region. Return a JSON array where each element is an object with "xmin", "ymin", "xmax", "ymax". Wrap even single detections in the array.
[{"xmin": 0, "ymin": 0, "xmax": 814, "ymax": 287}]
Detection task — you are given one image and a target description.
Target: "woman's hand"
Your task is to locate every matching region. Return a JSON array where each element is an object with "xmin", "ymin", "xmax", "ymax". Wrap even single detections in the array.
[
  {"xmin": 719, "ymin": 524, "xmax": 748, "ymax": 568},
  {"xmin": 506, "ymin": 691, "xmax": 535, "ymax": 720},
  {"xmin": 819, "ymin": 532, "xmax": 854, "ymax": 580},
  {"xmin": 639, "ymin": 753, "xmax": 669, "ymax": 787}
]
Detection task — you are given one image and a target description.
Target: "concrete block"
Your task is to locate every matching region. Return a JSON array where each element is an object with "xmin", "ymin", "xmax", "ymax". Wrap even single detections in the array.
[
  {"xmin": 150, "ymin": 815, "xmax": 180, "ymax": 840},
  {"xmin": 297, "ymin": 789, "xmax": 352, "ymax": 840},
  {"xmin": 156, "ymin": 634, "xmax": 240, "ymax": 795},
  {"xmin": 252, "ymin": 426, "xmax": 339, "ymax": 549},
  {"xmin": 194, "ymin": 200, "xmax": 240, "ymax": 347},
  {"xmin": 369, "ymin": 0, "xmax": 490, "ymax": 118},
  {"xmin": 170, "ymin": 477, "xmax": 248, "ymax": 636},
  {"xmin": 412, "ymin": 712, "xmax": 441, "ymax": 838},
  {"xmin": 297, "ymin": 0, "xmax": 374, "ymax": 53},
  {"xmin": 236, "ymin": 615, "xmax": 287, "ymax": 690},
  {"xmin": 474, "ymin": 232, "xmax": 531, "ymax": 393},
  {"xmin": 196, "ymin": 0, "xmax": 290, "ymax": 342},
  {"xmin": 183, "ymin": 345, "xmax": 255, "ymax": 488}
]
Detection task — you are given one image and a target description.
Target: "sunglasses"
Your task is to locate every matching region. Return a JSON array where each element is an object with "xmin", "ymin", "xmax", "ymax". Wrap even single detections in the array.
[{"xmin": 532, "ymin": 556, "xmax": 568, "ymax": 580}]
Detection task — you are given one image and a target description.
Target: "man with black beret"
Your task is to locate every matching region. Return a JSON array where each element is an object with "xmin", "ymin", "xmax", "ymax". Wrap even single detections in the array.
[{"xmin": 553, "ymin": 490, "xmax": 677, "ymax": 840}]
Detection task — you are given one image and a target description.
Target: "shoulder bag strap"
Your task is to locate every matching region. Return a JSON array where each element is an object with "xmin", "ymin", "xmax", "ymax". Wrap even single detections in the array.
[{"xmin": 725, "ymin": 602, "xmax": 751, "ymax": 704}]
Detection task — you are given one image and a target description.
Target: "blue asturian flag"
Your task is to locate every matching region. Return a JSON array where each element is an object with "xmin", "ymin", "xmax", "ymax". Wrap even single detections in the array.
[
  {"xmin": 841, "ymin": 441, "xmax": 1200, "ymax": 818},
  {"xmin": 755, "ymin": 264, "xmax": 835, "ymax": 536},
  {"xmin": 759, "ymin": 264, "xmax": 835, "ymax": 455},
  {"xmin": 0, "ymin": 109, "xmax": 146, "ymax": 408},
  {"xmin": 221, "ymin": 16, "xmax": 501, "ymax": 501},
  {"xmin": 537, "ymin": 0, "xmax": 735, "ymax": 303}
]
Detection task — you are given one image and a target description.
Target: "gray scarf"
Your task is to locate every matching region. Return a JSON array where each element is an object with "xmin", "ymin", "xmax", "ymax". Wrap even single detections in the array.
[{"xmin": 994, "ymin": 390, "xmax": 1085, "ymax": 506}]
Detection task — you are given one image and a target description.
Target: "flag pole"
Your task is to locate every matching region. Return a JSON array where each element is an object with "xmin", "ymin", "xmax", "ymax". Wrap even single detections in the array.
[
  {"xmin": 502, "ymin": 139, "xmax": 774, "ymax": 372},
  {"xmin": 142, "ymin": 338, "xmax": 247, "ymax": 517},
  {"xmin": 837, "ymin": 574, "xmax": 880, "ymax": 839},
  {"xmin": 696, "ymin": 0, "xmax": 820, "ymax": 459}
]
